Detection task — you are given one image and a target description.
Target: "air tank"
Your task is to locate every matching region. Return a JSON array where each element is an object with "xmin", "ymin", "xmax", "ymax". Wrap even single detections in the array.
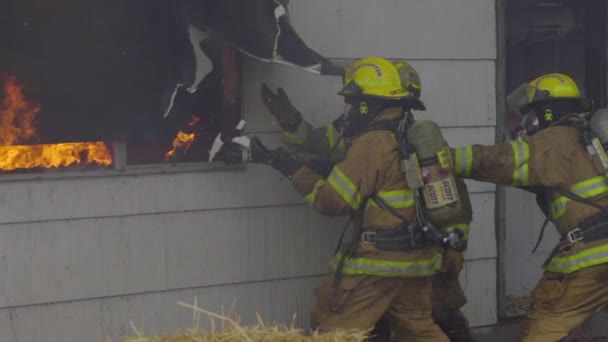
[
  {"xmin": 590, "ymin": 108, "xmax": 608, "ymax": 149},
  {"xmin": 406, "ymin": 120, "xmax": 473, "ymax": 228},
  {"xmin": 587, "ymin": 108, "xmax": 608, "ymax": 176}
]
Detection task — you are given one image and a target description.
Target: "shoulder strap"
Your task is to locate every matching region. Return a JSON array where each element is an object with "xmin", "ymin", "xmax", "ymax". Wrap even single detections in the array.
[
  {"xmin": 331, "ymin": 203, "xmax": 365, "ymax": 293},
  {"xmin": 532, "ymin": 217, "xmax": 550, "ymax": 253}
]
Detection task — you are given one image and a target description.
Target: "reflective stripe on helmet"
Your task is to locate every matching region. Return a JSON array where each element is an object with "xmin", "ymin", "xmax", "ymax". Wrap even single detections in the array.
[
  {"xmin": 545, "ymin": 243, "xmax": 608, "ymax": 274},
  {"xmin": 550, "ymin": 175, "xmax": 608, "ymax": 220},
  {"xmin": 366, "ymin": 189, "xmax": 415, "ymax": 210},
  {"xmin": 282, "ymin": 120, "xmax": 311, "ymax": 145},
  {"xmin": 454, "ymin": 146, "xmax": 473, "ymax": 177},
  {"xmin": 510, "ymin": 138, "xmax": 530, "ymax": 186},
  {"xmin": 330, "ymin": 251, "xmax": 442, "ymax": 278}
]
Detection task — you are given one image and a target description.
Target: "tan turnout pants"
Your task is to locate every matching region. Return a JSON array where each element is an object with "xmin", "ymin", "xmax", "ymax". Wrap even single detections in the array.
[
  {"xmin": 521, "ymin": 263, "xmax": 608, "ymax": 341},
  {"xmin": 310, "ymin": 273, "xmax": 449, "ymax": 341},
  {"xmin": 432, "ymin": 249, "xmax": 468, "ymax": 312}
]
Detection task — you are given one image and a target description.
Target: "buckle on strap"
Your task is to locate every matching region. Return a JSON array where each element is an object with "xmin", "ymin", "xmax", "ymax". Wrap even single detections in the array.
[
  {"xmin": 567, "ymin": 228, "xmax": 583, "ymax": 243},
  {"xmin": 360, "ymin": 232, "xmax": 376, "ymax": 243}
]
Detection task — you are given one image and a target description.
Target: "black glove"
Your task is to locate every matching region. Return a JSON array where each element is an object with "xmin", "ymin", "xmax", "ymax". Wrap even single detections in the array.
[
  {"xmin": 249, "ymin": 136, "xmax": 303, "ymax": 178},
  {"xmin": 306, "ymin": 158, "xmax": 334, "ymax": 178},
  {"xmin": 222, "ymin": 142, "xmax": 244, "ymax": 165},
  {"xmin": 260, "ymin": 84, "xmax": 302, "ymax": 131},
  {"xmin": 249, "ymin": 136, "xmax": 273, "ymax": 164}
]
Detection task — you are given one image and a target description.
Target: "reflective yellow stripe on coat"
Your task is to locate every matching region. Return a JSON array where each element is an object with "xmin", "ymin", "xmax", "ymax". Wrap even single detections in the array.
[
  {"xmin": 305, "ymin": 167, "xmax": 362, "ymax": 209},
  {"xmin": 366, "ymin": 189, "xmax": 415, "ymax": 210},
  {"xmin": 510, "ymin": 138, "xmax": 530, "ymax": 186},
  {"xmin": 305, "ymin": 179, "xmax": 326, "ymax": 205},
  {"xmin": 454, "ymin": 146, "xmax": 473, "ymax": 177},
  {"xmin": 330, "ymin": 251, "xmax": 443, "ymax": 278},
  {"xmin": 550, "ymin": 175, "xmax": 608, "ymax": 220},
  {"xmin": 326, "ymin": 124, "xmax": 346, "ymax": 155},
  {"xmin": 282, "ymin": 120, "xmax": 311, "ymax": 144},
  {"xmin": 545, "ymin": 244, "xmax": 608, "ymax": 274}
]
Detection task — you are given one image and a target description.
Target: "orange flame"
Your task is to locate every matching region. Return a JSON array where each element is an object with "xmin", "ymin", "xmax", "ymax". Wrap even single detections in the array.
[
  {"xmin": 0, "ymin": 76, "xmax": 113, "ymax": 171},
  {"xmin": 1, "ymin": 76, "xmax": 38, "ymax": 145},
  {"xmin": 165, "ymin": 115, "xmax": 200, "ymax": 161}
]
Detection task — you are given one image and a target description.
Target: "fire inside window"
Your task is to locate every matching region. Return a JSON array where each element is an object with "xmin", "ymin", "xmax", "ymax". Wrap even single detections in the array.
[
  {"xmin": 0, "ymin": 44, "xmax": 241, "ymax": 173},
  {"xmin": 0, "ymin": 76, "xmax": 113, "ymax": 172}
]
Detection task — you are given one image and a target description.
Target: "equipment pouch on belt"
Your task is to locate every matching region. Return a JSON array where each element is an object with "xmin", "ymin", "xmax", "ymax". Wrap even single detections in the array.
[
  {"xmin": 369, "ymin": 193, "xmax": 443, "ymax": 250},
  {"xmin": 360, "ymin": 223, "xmax": 427, "ymax": 251}
]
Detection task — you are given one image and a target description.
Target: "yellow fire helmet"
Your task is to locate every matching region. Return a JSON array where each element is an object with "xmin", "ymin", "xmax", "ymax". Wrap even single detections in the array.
[
  {"xmin": 340, "ymin": 57, "xmax": 425, "ymax": 110},
  {"xmin": 519, "ymin": 73, "xmax": 591, "ymax": 114}
]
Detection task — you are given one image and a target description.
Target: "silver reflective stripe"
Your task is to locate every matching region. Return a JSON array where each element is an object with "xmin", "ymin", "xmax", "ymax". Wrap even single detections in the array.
[
  {"xmin": 552, "ymin": 201, "xmax": 568, "ymax": 217},
  {"xmin": 458, "ymin": 150, "xmax": 467, "ymax": 175},
  {"xmin": 329, "ymin": 173, "xmax": 356, "ymax": 199},
  {"xmin": 546, "ymin": 249, "xmax": 608, "ymax": 273},
  {"xmin": 573, "ymin": 179, "xmax": 608, "ymax": 196},
  {"xmin": 331, "ymin": 253, "xmax": 442, "ymax": 278},
  {"xmin": 512, "ymin": 139, "xmax": 529, "ymax": 186},
  {"xmin": 366, "ymin": 190, "xmax": 415, "ymax": 211},
  {"xmin": 550, "ymin": 176, "xmax": 608, "ymax": 219},
  {"xmin": 454, "ymin": 147, "xmax": 469, "ymax": 176},
  {"xmin": 382, "ymin": 193, "xmax": 415, "ymax": 204},
  {"xmin": 340, "ymin": 261, "xmax": 438, "ymax": 277},
  {"xmin": 327, "ymin": 167, "xmax": 361, "ymax": 209}
]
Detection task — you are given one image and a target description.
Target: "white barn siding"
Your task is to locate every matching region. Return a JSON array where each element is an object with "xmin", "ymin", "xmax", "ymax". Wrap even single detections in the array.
[
  {"xmin": 0, "ymin": 171, "xmax": 341, "ymax": 341},
  {"xmin": 0, "ymin": 1, "xmax": 497, "ymax": 340}
]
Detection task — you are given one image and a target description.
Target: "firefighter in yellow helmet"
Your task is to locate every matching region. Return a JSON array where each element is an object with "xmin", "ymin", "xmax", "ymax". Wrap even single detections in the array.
[
  {"xmin": 452, "ymin": 73, "xmax": 608, "ymax": 341},
  {"xmin": 243, "ymin": 57, "xmax": 469, "ymax": 341},
  {"xmin": 261, "ymin": 60, "xmax": 475, "ymax": 341}
]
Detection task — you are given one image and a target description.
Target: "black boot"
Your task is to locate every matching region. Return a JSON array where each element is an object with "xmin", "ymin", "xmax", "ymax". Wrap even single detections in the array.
[
  {"xmin": 433, "ymin": 309, "xmax": 477, "ymax": 342},
  {"xmin": 369, "ymin": 315, "xmax": 392, "ymax": 342}
]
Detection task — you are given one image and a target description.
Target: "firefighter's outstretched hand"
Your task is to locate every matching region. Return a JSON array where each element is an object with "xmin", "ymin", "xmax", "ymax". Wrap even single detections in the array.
[
  {"xmin": 249, "ymin": 136, "xmax": 273, "ymax": 165},
  {"xmin": 222, "ymin": 142, "xmax": 244, "ymax": 165},
  {"xmin": 250, "ymin": 136, "xmax": 303, "ymax": 178},
  {"xmin": 306, "ymin": 158, "xmax": 334, "ymax": 178},
  {"xmin": 260, "ymin": 84, "xmax": 302, "ymax": 130}
]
